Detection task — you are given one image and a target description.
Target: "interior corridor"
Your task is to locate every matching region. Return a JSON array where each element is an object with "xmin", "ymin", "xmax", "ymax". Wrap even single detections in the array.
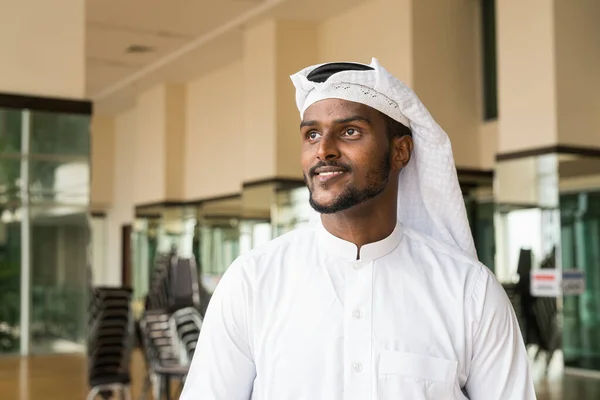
[{"xmin": 1, "ymin": 350, "xmax": 599, "ymax": 400}]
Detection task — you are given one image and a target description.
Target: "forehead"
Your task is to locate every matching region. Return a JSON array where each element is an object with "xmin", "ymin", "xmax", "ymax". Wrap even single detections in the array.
[{"xmin": 303, "ymin": 99, "xmax": 377, "ymax": 122}]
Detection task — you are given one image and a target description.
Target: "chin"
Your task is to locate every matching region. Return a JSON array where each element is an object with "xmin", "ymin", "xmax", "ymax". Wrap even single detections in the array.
[{"xmin": 309, "ymin": 190, "xmax": 339, "ymax": 206}]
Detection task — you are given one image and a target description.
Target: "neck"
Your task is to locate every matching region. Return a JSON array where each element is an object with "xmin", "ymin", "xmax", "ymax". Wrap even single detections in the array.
[{"xmin": 320, "ymin": 198, "xmax": 398, "ymax": 253}]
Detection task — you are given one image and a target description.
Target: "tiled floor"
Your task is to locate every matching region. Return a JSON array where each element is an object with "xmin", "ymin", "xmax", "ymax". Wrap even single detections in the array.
[{"xmin": 0, "ymin": 349, "xmax": 599, "ymax": 399}]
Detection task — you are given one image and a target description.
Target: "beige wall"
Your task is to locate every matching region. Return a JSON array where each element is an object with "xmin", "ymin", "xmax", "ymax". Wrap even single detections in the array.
[
  {"xmin": 107, "ymin": 109, "xmax": 136, "ymax": 285},
  {"xmin": 275, "ymin": 21, "xmax": 319, "ymax": 179},
  {"xmin": 90, "ymin": 115, "xmax": 115, "ymax": 211},
  {"xmin": 95, "ymin": 0, "xmax": 600, "ymax": 290},
  {"xmin": 555, "ymin": 0, "xmax": 600, "ymax": 149},
  {"xmin": 496, "ymin": 0, "xmax": 558, "ymax": 154},
  {"xmin": 243, "ymin": 20, "xmax": 278, "ymax": 182},
  {"xmin": 318, "ymin": 0, "xmax": 413, "ymax": 85},
  {"xmin": 134, "ymin": 85, "xmax": 167, "ymax": 204},
  {"xmin": 241, "ymin": 19, "xmax": 319, "ymax": 182},
  {"xmin": 185, "ymin": 60, "xmax": 245, "ymax": 199},
  {"xmin": 0, "ymin": 0, "xmax": 85, "ymax": 98},
  {"xmin": 165, "ymin": 84, "xmax": 186, "ymax": 200},
  {"xmin": 412, "ymin": 0, "xmax": 481, "ymax": 168}
]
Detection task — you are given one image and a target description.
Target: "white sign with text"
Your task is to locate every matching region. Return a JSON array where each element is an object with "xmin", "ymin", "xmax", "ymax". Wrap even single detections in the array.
[{"xmin": 531, "ymin": 270, "xmax": 561, "ymax": 297}]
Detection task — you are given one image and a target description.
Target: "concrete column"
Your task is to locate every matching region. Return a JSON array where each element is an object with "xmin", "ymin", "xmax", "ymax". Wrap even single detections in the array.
[
  {"xmin": 90, "ymin": 115, "xmax": 115, "ymax": 213},
  {"xmin": 133, "ymin": 84, "xmax": 186, "ymax": 204},
  {"xmin": 554, "ymin": 0, "xmax": 600, "ymax": 149},
  {"xmin": 0, "ymin": 0, "xmax": 85, "ymax": 98},
  {"xmin": 243, "ymin": 19, "xmax": 319, "ymax": 182},
  {"xmin": 496, "ymin": 0, "xmax": 558, "ymax": 154},
  {"xmin": 412, "ymin": 0, "xmax": 482, "ymax": 168}
]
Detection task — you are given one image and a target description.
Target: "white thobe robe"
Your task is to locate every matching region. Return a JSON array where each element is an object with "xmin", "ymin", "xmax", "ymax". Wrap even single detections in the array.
[{"xmin": 181, "ymin": 219, "xmax": 536, "ymax": 399}]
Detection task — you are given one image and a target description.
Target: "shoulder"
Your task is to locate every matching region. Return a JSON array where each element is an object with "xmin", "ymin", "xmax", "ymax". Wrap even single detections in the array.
[
  {"xmin": 399, "ymin": 225, "xmax": 496, "ymax": 307},
  {"xmin": 401, "ymin": 225, "xmax": 485, "ymax": 274}
]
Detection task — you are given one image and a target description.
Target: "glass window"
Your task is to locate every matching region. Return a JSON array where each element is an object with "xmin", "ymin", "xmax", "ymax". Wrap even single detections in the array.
[
  {"xmin": 0, "ymin": 213, "xmax": 21, "ymax": 354},
  {"xmin": 30, "ymin": 111, "xmax": 90, "ymax": 157},
  {"xmin": 29, "ymin": 159, "xmax": 89, "ymax": 205},
  {"xmin": 0, "ymin": 158, "xmax": 23, "ymax": 204},
  {"xmin": 29, "ymin": 207, "xmax": 89, "ymax": 354},
  {"xmin": 0, "ymin": 105, "xmax": 91, "ymax": 356},
  {"xmin": 0, "ymin": 108, "xmax": 22, "ymax": 154},
  {"xmin": 561, "ymin": 191, "xmax": 600, "ymax": 370}
]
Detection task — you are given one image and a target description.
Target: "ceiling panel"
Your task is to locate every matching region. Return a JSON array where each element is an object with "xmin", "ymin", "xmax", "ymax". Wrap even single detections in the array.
[
  {"xmin": 86, "ymin": 0, "xmax": 372, "ymax": 112},
  {"xmin": 87, "ymin": 23, "xmax": 190, "ymax": 62},
  {"xmin": 86, "ymin": 0, "xmax": 264, "ymax": 37}
]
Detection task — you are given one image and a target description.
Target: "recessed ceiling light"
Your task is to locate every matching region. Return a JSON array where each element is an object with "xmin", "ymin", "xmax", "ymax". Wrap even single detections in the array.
[{"xmin": 125, "ymin": 44, "xmax": 154, "ymax": 54}]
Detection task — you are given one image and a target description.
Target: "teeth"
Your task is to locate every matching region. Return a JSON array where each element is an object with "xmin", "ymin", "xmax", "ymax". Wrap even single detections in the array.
[{"xmin": 319, "ymin": 171, "xmax": 344, "ymax": 176}]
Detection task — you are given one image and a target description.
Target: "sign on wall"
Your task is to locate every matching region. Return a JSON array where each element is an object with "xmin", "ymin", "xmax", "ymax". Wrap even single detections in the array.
[
  {"xmin": 562, "ymin": 269, "xmax": 586, "ymax": 296},
  {"xmin": 530, "ymin": 269, "xmax": 587, "ymax": 297},
  {"xmin": 531, "ymin": 270, "xmax": 561, "ymax": 297}
]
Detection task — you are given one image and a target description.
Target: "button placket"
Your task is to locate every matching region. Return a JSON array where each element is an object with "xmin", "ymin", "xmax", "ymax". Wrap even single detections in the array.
[{"xmin": 343, "ymin": 260, "xmax": 373, "ymax": 400}]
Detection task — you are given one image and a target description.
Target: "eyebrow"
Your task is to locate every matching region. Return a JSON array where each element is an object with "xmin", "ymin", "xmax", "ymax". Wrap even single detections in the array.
[{"xmin": 300, "ymin": 115, "xmax": 372, "ymax": 129}]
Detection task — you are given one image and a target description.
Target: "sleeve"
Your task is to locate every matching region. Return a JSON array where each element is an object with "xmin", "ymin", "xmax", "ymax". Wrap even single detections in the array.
[
  {"xmin": 464, "ymin": 267, "xmax": 537, "ymax": 400},
  {"xmin": 180, "ymin": 257, "xmax": 256, "ymax": 399}
]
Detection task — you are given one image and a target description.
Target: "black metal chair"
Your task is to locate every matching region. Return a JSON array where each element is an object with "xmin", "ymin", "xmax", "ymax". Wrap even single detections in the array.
[
  {"xmin": 139, "ymin": 309, "xmax": 189, "ymax": 400},
  {"xmin": 86, "ymin": 287, "xmax": 134, "ymax": 400}
]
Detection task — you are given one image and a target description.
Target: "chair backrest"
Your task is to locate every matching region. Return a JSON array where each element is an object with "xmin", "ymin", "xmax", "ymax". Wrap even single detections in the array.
[
  {"xmin": 139, "ymin": 309, "xmax": 180, "ymax": 370},
  {"xmin": 87, "ymin": 287, "xmax": 134, "ymax": 386},
  {"xmin": 169, "ymin": 307, "xmax": 203, "ymax": 363},
  {"xmin": 169, "ymin": 258, "xmax": 201, "ymax": 311}
]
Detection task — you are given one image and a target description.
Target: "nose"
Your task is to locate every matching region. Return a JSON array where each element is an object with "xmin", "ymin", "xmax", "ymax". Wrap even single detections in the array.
[{"xmin": 316, "ymin": 134, "xmax": 340, "ymax": 161}]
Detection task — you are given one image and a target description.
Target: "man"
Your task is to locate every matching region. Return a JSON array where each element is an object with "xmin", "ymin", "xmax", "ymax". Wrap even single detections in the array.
[{"xmin": 181, "ymin": 58, "xmax": 536, "ymax": 399}]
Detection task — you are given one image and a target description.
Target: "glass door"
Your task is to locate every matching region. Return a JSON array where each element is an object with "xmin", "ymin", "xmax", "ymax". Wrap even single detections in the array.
[
  {"xmin": 0, "ymin": 105, "xmax": 91, "ymax": 356},
  {"xmin": 561, "ymin": 191, "xmax": 600, "ymax": 370}
]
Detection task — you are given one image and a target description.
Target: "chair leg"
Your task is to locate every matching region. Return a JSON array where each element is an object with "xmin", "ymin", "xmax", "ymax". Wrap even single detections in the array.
[
  {"xmin": 122, "ymin": 385, "xmax": 132, "ymax": 400},
  {"xmin": 86, "ymin": 387, "xmax": 100, "ymax": 400},
  {"xmin": 165, "ymin": 376, "xmax": 171, "ymax": 400},
  {"xmin": 138, "ymin": 375, "xmax": 151, "ymax": 400},
  {"xmin": 151, "ymin": 374, "xmax": 162, "ymax": 400}
]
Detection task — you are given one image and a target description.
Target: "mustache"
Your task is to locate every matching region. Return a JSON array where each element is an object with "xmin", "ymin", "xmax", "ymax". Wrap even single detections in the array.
[{"xmin": 308, "ymin": 160, "xmax": 352, "ymax": 176}]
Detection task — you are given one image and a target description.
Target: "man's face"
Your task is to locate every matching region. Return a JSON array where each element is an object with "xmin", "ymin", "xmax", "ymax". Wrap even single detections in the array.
[{"xmin": 300, "ymin": 99, "xmax": 395, "ymax": 214}]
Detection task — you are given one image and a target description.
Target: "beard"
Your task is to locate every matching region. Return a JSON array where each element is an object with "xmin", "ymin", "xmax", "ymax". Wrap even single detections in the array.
[{"xmin": 305, "ymin": 150, "xmax": 391, "ymax": 214}]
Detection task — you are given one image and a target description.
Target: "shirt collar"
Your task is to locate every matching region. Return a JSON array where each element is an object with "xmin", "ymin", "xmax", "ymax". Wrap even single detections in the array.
[{"xmin": 313, "ymin": 216, "xmax": 404, "ymax": 262}]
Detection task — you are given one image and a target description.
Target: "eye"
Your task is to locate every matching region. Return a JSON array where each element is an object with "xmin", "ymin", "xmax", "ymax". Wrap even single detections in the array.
[
  {"xmin": 306, "ymin": 131, "xmax": 321, "ymax": 141},
  {"xmin": 343, "ymin": 128, "xmax": 359, "ymax": 136}
]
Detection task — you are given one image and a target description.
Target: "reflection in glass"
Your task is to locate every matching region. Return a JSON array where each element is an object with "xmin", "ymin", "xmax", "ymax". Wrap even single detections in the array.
[
  {"xmin": 30, "ymin": 111, "xmax": 90, "ymax": 157},
  {"xmin": 30, "ymin": 208, "xmax": 89, "ymax": 354},
  {"xmin": 273, "ymin": 186, "xmax": 316, "ymax": 237},
  {"xmin": 559, "ymin": 154, "xmax": 600, "ymax": 370},
  {"xmin": 0, "ymin": 108, "xmax": 22, "ymax": 154},
  {"xmin": 0, "ymin": 107, "xmax": 91, "ymax": 355},
  {"xmin": 29, "ymin": 159, "xmax": 89, "ymax": 205},
  {"xmin": 0, "ymin": 158, "xmax": 23, "ymax": 204},
  {"xmin": 0, "ymin": 216, "xmax": 21, "ymax": 354},
  {"xmin": 464, "ymin": 186, "xmax": 495, "ymax": 273},
  {"xmin": 197, "ymin": 217, "xmax": 270, "ymax": 293},
  {"xmin": 132, "ymin": 217, "xmax": 159, "ymax": 301}
]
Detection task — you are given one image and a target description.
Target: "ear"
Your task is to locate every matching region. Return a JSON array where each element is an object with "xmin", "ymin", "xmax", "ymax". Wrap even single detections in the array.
[{"xmin": 391, "ymin": 135, "xmax": 413, "ymax": 171}]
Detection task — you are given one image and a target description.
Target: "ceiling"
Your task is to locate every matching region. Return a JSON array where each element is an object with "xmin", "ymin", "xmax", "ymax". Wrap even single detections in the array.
[{"xmin": 86, "ymin": 0, "xmax": 369, "ymax": 114}]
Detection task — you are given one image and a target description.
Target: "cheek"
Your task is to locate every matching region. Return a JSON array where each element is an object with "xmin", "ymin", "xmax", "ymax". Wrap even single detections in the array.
[{"xmin": 300, "ymin": 150, "xmax": 314, "ymax": 171}]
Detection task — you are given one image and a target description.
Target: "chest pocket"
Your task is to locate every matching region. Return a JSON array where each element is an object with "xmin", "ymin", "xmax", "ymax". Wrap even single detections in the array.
[{"xmin": 377, "ymin": 350, "xmax": 458, "ymax": 400}]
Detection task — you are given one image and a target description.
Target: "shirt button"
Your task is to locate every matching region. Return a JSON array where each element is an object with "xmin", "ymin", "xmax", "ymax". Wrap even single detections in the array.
[
  {"xmin": 353, "ymin": 309, "xmax": 363, "ymax": 319},
  {"xmin": 353, "ymin": 263, "xmax": 362, "ymax": 270},
  {"xmin": 353, "ymin": 363, "xmax": 363, "ymax": 373}
]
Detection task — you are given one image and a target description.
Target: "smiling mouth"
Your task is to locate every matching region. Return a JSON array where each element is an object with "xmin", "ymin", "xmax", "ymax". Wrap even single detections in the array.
[
  {"xmin": 313, "ymin": 170, "xmax": 347, "ymax": 183},
  {"xmin": 316, "ymin": 171, "xmax": 345, "ymax": 176}
]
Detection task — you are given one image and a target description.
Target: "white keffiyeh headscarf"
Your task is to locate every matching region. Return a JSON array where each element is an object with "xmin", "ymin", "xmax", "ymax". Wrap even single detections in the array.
[{"xmin": 290, "ymin": 57, "xmax": 477, "ymax": 259}]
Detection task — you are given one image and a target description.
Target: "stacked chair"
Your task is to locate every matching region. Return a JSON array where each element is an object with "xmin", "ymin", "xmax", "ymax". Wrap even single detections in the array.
[
  {"xmin": 86, "ymin": 287, "xmax": 135, "ymax": 400},
  {"xmin": 138, "ymin": 254, "xmax": 204, "ymax": 400}
]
